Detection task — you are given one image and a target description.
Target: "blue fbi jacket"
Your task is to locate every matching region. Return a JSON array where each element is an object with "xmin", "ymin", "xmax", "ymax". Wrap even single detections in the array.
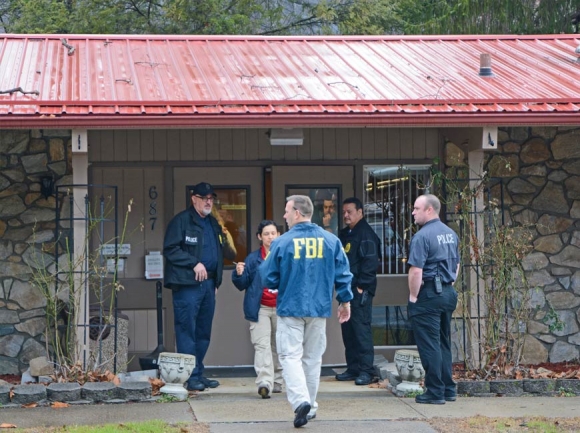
[
  {"xmin": 259, "ymin": 222, "xmax": 353, "ymax": 318},
  {"xmin": 408, "ymin": 218, "xmax": 459, "ymax": 283}
]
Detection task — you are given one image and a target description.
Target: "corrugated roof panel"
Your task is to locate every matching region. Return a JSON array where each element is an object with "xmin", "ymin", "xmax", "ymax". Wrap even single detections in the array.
[
  {"xmin": 4, "ymin": 34, "xmax": 580, "ymax": 127},
  {"xmin": 551, "ymin": 103, "xmax": 580, "ymax": 111}
]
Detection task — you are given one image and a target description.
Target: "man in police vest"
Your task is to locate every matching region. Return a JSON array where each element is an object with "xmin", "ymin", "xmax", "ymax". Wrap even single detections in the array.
[
  {"xmin": 163, "ymin": 182, "xmax": 235, "ymax": 392},
  {"xmin": 407, "ymin": 194, "xmax": 460, "ymax": 404},
  {"xmin": 337, "ymin": 197, "xmax": 381, "ymax": 386},
  {"xmin": 260, "ymin": 195, "xmax": 353, "ymax": 428}
]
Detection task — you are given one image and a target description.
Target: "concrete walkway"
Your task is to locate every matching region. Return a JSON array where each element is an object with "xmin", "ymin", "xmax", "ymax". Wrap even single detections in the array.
[{"xmin": 1, "ymin": 376, "xmax": 580, "ymax": 432}]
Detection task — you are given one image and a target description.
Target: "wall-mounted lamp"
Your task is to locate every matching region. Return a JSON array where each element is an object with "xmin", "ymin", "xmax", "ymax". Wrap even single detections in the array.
[
  {"xmin": 40, "ymin": 176, "xmax": 54, "ymax": 199},
  {"xmin": 268, "ymin": 128, "xmax": 304, "ymax": 146}
]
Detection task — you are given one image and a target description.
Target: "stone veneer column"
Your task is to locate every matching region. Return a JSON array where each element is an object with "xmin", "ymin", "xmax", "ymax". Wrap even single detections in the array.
[
  {"xmin": 0, "ymin": 129, "xmax": 72, "ymax": 373},
  {"xmin": 445, "ymin": 126, "xmax": 580, "ymax": 365}
]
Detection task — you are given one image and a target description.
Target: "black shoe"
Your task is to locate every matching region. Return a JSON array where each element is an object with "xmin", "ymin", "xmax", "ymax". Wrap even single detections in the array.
[
  {"xmin": 335, "ymin": 370, "xmax": 358, "ymax": 381},
  {"xmin": 200, "ymin": 377, "xmax": 220, "ymax": 388},
  {"xmin": 354, "ymin": 372, "xmax": 372, "ymax": 386},
  {"xmin": 293, "ymin": 402, "xmax": 311, "ymax": 428},
  {"xmin": 186, "ymin": 380, "xmax": 206, "ymax": 392},
  {"xmin": 258, "ymin": 385, "xmax": 270, "ymax": 399},
  {"xmin": 415, "ymin": 393, "xmax": 445, "ymax": 405},
  {"xmin": 445, "ymin": 393, "xmax": 457, "ymax": 402}
]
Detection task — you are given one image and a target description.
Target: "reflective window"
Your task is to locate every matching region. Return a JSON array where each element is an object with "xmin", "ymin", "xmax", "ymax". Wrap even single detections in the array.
[
  {"xmin": 187, "ymin": 186, "xmax": 249, "ymax": 266},
  {"xmin": 363, "ymin": 165, "xmax": 432, "ymax": 274}
]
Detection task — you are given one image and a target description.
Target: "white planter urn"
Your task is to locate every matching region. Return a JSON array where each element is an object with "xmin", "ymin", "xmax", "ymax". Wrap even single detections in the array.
[
  {"xmin": 394, "ymin": 349, "xmax": 425, "ymax": 393},
  {"xmin": 158, "ymin": 352, "xmax": 196, "ymax": 401}
]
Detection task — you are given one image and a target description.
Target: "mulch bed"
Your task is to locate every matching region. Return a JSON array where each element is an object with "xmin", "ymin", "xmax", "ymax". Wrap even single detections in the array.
[
  {"xmin": 453, "ymin": 360, "xmax": 580, "ymax": 381},
  {"xmin": 0, "ymin": 374, "xmax": 21, "ymax": 385}
]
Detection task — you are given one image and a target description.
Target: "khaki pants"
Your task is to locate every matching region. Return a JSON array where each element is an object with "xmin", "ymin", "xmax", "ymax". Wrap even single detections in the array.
[
  {"xmin": 250, "ymin": 306, "xmax": 283, "ymax": 391},
  {"xmin": 276, "ymin": 316, "xmax": 326, "ymax": 417}
]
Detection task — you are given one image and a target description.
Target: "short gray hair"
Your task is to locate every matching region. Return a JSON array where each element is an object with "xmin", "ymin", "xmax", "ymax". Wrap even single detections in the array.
[
  {"xmin": 286, "ymin": 195, "xmax": 313, "ymax": 218},
  {"xmin": 422, "ymin": 194, "xmax": 441, "ymax": 214}
]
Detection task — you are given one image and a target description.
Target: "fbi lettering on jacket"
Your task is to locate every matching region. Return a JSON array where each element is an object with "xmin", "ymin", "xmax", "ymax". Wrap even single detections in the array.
[{"xmin": 293, "ymin": 237, "xmax": 324, "ymax": 258}]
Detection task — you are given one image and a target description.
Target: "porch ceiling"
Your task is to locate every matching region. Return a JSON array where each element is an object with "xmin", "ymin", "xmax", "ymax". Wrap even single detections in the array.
[{"xmin": 2, "ymin": 34, "xmax": 580, "ymax": 128}]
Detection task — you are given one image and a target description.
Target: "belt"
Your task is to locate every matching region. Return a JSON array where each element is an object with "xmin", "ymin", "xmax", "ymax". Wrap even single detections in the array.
[
  {"xmin": 206, "ymin": 271, "xmax": 217, "ymax": 280},
  {"xmin": 422, "ymin": 279, "xmax": 453, "ymax": 285}
]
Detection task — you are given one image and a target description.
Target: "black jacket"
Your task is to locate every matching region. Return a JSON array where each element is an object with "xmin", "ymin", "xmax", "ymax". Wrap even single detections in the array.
[
  {"xmin": 338, "ymin": 218, "xmax": 381, "ymax": 296},
  {"xmin": 231, "ymin": 248, "xmax": 264, "ymax": 322},
  {"xmin": 163, "ymin": 207, "xmax": 235, "ymax": 290}
]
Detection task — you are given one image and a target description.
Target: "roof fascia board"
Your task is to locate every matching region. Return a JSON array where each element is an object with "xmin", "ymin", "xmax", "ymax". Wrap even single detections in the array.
[{"xmin": 1, "ymin": 113, "xmax": 579, "ymax": 129}]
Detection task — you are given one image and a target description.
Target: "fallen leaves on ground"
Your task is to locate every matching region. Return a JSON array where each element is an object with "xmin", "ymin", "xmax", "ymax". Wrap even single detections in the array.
[
  {"xmin": 0, "ymin": 423, "xmax": 17, "ymax": 429},
  {"xmin": 453, "ymin": 361, "xmax": 580, "ymax": 381},
  {"xmin": 369, "ymin": 379, "xmax": 388, "ymax": 389},
  {"xmin": 21, "ymin": 402, "xmax": 37, "ymax": 408},
  {"xmin": 149, "ymin": 377, "xmax": 165, "ymax": 396},
  {"xmin": 428, "ymin": 416, "xmax": 580, "ymax": 433},
  {"xmin": 51, "ymin": 402, "xmax": 69, "ymax": 409}
]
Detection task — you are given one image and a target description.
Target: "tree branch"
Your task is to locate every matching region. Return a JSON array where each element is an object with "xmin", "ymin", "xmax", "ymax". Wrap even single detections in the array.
[{"xmin": 0, "ymin": 87, "xmax": 39, "ymax": 96}]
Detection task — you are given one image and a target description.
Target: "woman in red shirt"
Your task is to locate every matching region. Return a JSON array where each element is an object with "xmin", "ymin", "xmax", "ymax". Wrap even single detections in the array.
[{"xmin": 232, "ymin": 220, "xmax": 283, "ymax": 399}]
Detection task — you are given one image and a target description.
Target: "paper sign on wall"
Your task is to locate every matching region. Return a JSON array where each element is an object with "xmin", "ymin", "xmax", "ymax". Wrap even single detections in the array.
[{"xmin": 145, "ymin": 251, "xmax": 163, "ymax": 279}]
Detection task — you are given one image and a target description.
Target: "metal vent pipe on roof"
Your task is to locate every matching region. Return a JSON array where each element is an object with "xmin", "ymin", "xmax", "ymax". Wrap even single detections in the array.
[{"xmin": 479, "ymin": 53, "xmax": 495, "ymax": 77}]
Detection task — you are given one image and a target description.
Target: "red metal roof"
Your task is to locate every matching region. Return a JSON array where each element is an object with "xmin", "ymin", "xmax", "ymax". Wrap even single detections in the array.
[{"xmin": 2, "ymin": 34, "xmax": 580, "ymax": 127}]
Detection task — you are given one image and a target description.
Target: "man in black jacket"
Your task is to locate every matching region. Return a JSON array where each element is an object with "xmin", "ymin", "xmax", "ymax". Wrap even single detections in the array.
[
  {"xmin": 163, "ymin": 182, "xmax": 235, "ymax": 391},
  {"xmin": 336, "ymin": 197, "xmax": 381, "ymax": 386}
]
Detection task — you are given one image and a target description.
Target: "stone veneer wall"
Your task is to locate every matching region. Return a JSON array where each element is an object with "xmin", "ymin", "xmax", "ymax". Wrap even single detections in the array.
[
  {"xmin": 0, "ymin": 129, "xmax": 72, "ymax": 374},
  {"xmin": 445, "ymin": 126, "xmax": 580, "ymax": 364}
]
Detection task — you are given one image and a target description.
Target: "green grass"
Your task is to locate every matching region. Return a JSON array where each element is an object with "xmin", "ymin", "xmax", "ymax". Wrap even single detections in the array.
[{"xmin": 14, "ymin": 420, "xmax": 196, "ymax": 433}]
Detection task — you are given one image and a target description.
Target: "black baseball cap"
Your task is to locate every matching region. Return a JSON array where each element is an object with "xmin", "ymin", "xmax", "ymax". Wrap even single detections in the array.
[{"xmin": 191, "ymin": 182, "xmax": 217, "ymax": 197}]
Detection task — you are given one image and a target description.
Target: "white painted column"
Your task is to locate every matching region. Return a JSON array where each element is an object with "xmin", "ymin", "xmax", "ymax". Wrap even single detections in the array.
[{"xmin": 71, "ymin": 129, "xmax": 90, "ymax": 368}]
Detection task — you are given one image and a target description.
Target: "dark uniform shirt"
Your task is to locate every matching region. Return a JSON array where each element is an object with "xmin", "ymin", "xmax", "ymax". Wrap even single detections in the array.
[
  {"xmin": 338, "ymin": 217, "xmax": 381, "ymax": 296},
  {"xmin": 201, "ymin": 216, "xmax": 218, "ymax": 273},
  {"xmin": 408, "ymin": 218, "xmax": 459, "ymax": 284}
]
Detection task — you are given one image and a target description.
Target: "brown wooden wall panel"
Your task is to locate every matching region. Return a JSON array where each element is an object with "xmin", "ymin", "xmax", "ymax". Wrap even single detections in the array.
[
  {"xmin": 387, "ymin": 129, "xmax": 401, "ymax": 159},
  {"xmin": 153, "ymin": 130, "xmax": 168, "ymax": 161},
  {"xmin": 374, "ymin": 128, "xmax": 388, "ymax": 159},
  {"xmin": 179, "ymin": 129, "xmax": 194, "ymax": 161},
  {"xmin": 89, "ymin": 127, "xmax": 441, "ymax": 163},
  {"xmin": 244, "ymin": 129, "xmax": 259, "ymax": 160},
  {"xmin": 193, "ymin": 130, "xmax": 207, "ymax": 161},
  {"xmin": 220, "ymin": 129, "xmax": 233, "ymax": 161},
  {"xmin": 166, "ymin": 129, "xmax": 181, "ymax": 161},
  {"xmin": 399, "ymin": 129, "xmax": 414, "ymax": 159},
  {"xmin": 113, "ymin": 130, "xmax": 128, "ymax": 162},
  {"xmin": 99, "ymin": 130, "xmax": 115, "ymax": 162},
  {"xmin": 361, "ymin": 128, "xmax": 375, "ymax": 159},
  {"xmin": 412, "ymin": 128, "xmax": 426, "ymax": 159},
  {"xmin": 90, "ymin": 167, "xmax": 165, "ymax": 280},
  {"xmin": 323, "ymin": 129, "xmax": 337, "ymax": 160}
]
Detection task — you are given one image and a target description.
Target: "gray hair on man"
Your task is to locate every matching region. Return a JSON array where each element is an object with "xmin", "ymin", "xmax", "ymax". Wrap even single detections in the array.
[
  {"xmin": 286, "ymin": 195, "xmax": 313, "ymax": 218},
  {"xmin": 422, "ymin": 194, "xmax": 441, "ymax": 214}
]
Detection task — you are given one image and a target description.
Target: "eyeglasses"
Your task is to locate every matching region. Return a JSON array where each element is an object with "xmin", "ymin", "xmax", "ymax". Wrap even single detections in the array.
[{"xmin": 195, "ymin": 195, "xmax": 215, "ymax": 203}]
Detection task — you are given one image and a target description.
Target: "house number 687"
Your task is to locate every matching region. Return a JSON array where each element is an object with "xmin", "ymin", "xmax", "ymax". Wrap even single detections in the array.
[{"xmin": 149, "ymin": 186, "xmax": 158, "ymax": 230}]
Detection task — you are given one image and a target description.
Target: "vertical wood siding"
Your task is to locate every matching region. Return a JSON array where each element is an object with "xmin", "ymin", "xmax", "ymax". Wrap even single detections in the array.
[{"xmin": 89, "ymin": 128, "xmax": 440, "ymax": 162}]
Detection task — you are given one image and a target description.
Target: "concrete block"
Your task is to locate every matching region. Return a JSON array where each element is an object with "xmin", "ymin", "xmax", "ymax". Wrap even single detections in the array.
[
  {"xmin": 523, "ymin": 379, "xmax": 556, "ymax": 394},
  {"xmin": 81, "ymin": 382, "xmax": 117, "ymax": 402},
  {"xmin": 11, "ymin": 384, "xmax": 47, "ymax": 405},
  {"xmin": 556, "ymin": 379, "xmax": 580, "ymax": 395},
  {"xmin": 0, "ymin": 385, "xmax": 11, "ymax": 405},
  {"xmin": 116, "ymin": 381, "xmax": 152, "ymax": 401},
  {"xmin": 457, "ymin": 380, "xmax": 490, "ymax": 395},
  {"xmin": 47, "ymin": 382, "xmax": 82, "ymax": 402},
  {"xmin": 490, "ymin": 380, "xmax": 524, "ymax": 396}
]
